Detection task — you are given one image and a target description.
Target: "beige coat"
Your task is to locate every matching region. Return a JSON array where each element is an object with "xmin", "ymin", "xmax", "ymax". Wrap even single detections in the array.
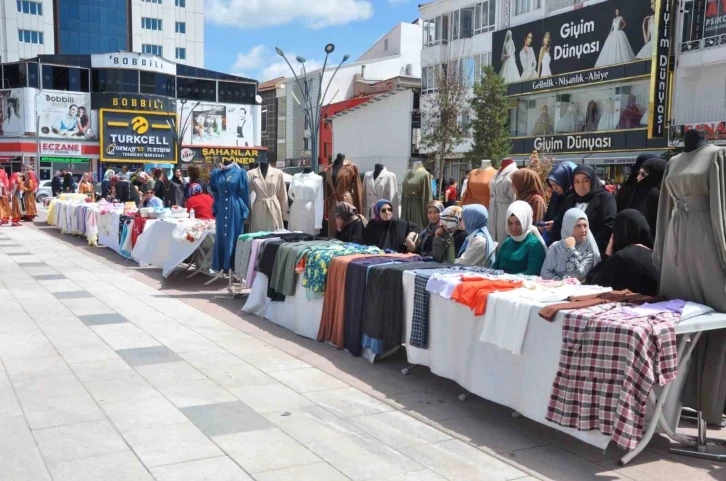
[
  {"xmin": 488, "ymin": 162, "xmax": 517, "ymax": 243},
  {"xmin": 363, "ymin": 168, "xmax": 398, "ymax": 220},
  {"xmin": 248, "ymin": 166, "xmax": 288, "ymax": 233}
]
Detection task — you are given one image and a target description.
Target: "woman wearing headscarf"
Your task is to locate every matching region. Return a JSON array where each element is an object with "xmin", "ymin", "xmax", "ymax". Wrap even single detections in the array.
[
  {"xmin": 492, "ymin": 201, "xmax": 547, "ymax": 275},
  {"xmin": 335, "ymin": 202, "xmax": 366, "ymax": 244},
  {"xmin": 585, "ymin": 209, "xmax": 659, "ymax": 295},
  {"xmin": 615, "ymin": 153, "xmax": 659, "ymax": 211},
  {"xmin": 363, "ymin": 199, "xmax": 419, "ymax": 253},
  {"xmin": 550, "ymin": 165, "xmax": 616, "ymax": 253},
  {"xmin": 456, "ymin": 204, "xmax": 496, "ymax": 267},
  {"xmin": 431, "ymin": 206, "xmax": 460, "ymax": 264},
  {"xmin": 540, "ymin": 208, "xmax": 600, "ymax": 280},
  {"xmin": 511, "ymin": 168, "xmax": 546, "ymax": 223},
  {"xmin": 411, "ymin": 201, "xmax": 443, "ymax": 255},
  {"xmin": 445, "ymin": 205, "xmax": 469, "ymax": 254},
  {"xmin": 101, "ymin": 168, "xmax": 115, "ymax": 198},
  {"xmin": 543, "ymin": 161, "xmax": 577, "ymax": 235},
  {"xmin": 624, "ymin": 156, "xmax": 666, "ymax": 234},
  {"xmin": 184, "ymin": 183, "xmax": 215, "ymax": 219},
  {"xmin": 78, "ymin": 173, "xmax": 94, "ymax": 196}
]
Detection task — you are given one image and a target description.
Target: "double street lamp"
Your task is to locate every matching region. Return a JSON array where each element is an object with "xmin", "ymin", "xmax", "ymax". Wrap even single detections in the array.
[{"xmin": 275, "ymin": 43, "xmax": 350, "ymax": 173}]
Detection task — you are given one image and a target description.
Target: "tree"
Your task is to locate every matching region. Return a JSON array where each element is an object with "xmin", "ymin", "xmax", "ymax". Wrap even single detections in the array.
[
  {"xmin": 467, "ymin": 64, "xmax": 511, "ymax": 169},
  {"xmin": 420, "ymin": 43, "xmax": 470, "ymax": 195}
]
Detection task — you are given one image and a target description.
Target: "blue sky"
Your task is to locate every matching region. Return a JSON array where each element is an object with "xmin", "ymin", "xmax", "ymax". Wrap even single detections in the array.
[{"xmin": 203, "ymin": 0, "xmax": 421, "ymax": 81}]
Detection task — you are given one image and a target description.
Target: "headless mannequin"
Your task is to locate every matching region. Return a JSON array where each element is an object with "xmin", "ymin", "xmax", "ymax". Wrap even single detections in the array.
[
  {"xmin": 499, "ymin": 158, "xmax": 515, "ymax": 170},
  {"xmin": 373, "ymin": 163, "xmax": 384, "ymax": 180},
  {"xmin": 481, "ymin": 159, "xmax": 493, "ymax": 169},
  {"xmin": 684, "ymin": 129, "xmax": 708, "ymax": 152},
  {"xmin": 259, "ymin": 161, "xmax": 269, "ymax": 179},
  {"xmin": 302, "ymin": 167, "xmax": 313, "ymax": 174},
  {"xmin": 332, "ymin": 153, "xmax": 345, "ymax": 184}
]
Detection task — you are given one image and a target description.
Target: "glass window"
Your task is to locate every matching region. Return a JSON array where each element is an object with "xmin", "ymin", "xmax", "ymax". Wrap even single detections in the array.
[
  {"xmin": 460, "ymin": 7, "xmax": 474, "ymax": 39},
  {"xmin": 140, "ymin": 71, "xmax": 175, "ymax": 96},
  {"xmin": 175, "ymin": 0, "xmax": 185, "ymax": 6},
  {"xmin": 176, "ymin": 21, "xmax": 186, "ymax": 33},
  {"xmin": 475, "ymin": 1, "xmax": 496, "ymax": 34},
  {"xmin": 218, "ymin": 81, "xmax": 256, "ymax": 104},
  {"xmin": 452, "ymin": 10, "xmax": 459, "ymax": 41},
  {"xmin": 2, "ymin": 63, "xmax": 27, "ymax": 88},
  {"xmin": 261, "ymin": 108, "xmax": 268, "ymax": 132},
  {"xmin": 142, "ymin": 44, "xmax": 163, "ymax": 56},
  {"xmin": 515, "ymin": 0, "xmax": 541, "ymax": 16},
  {"xmin": 27, "ymin": 62, "xmax": 39, "ymax": 88},
  {"xmin": 176, "ymin": 48, "xmax": 186, "ymax": 60},
  {"xmin": 57, "ymin": 4, "xmax": 128, "ymax": 54},
  {"xmin": 92, "ymin": 69, "xmax": 139, "ymax": 93},
  {"xmin": 176, "ymin": 77, "xmax": 216, "ymax": 101}
]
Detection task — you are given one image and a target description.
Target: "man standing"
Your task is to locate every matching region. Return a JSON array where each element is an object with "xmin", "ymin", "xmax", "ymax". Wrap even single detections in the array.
[
  {"xmin": 51, "ymin": 171, "xmax": 63, "ymax": 197},
  {"xmin": 62, "ymin": 170, "xmax": 76, "ymax": 193}
]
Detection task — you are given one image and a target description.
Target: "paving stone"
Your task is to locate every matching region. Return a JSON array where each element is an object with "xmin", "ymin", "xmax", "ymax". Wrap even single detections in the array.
[
  {"xmin": 78, "ymin": 313, "xmax": 129, "ymax": 326},
  {"xmin": 32, "ymin": 274, "xmax": 66, "ymax": 281},
  {"xmin": 150, "ymin": 456, "xmax": 254, "ymax": 481},
  {"xmin": 181, "ymin": 400, "xmax": 274, "ymax": 437},
  {"xmin": 54, "ymin": 290, "xmax": 94, "ymax": 300},
  {"xmin": 33, "ymin": 419, "xmax": 129, "ymax": 464},
  {"xmin": 48, "ymin": 451, "xmax": 154, "ymax": 481},
  {"xmin": 122, "ymin": 422, "xmax": 223, "ymax": 467},
  {"xmin": 116, "ymin": 345, "xmax": 181, "ymax": 366}
]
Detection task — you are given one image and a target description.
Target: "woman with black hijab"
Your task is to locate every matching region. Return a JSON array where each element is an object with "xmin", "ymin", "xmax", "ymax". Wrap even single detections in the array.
[
  {"xmin": 625, "ymin": 157, "xmax": 667, "ymax": 234},
  {"xmin": 335, "ymin": 202, "xmax": 366, "ymax": 244},
  {"xmin": 586, "ymin": 209, "xmax": 659, "ymax": 295},
  {"xmin": 615, "ymin": 153, "xmax": 660, "ymax": 211},
  {"xmin": 363, "ymin": 199, "xmax": 419, "ymax": 253},
  {"xmin": 551, "ymin": 165, "xmax": 616, "ymax": 253}
]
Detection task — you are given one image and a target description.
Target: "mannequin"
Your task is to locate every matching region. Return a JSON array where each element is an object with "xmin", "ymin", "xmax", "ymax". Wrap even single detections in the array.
[
  {"xmin": 248, "ymin": 160, "xmax": 288, "ymax": 232},
  {"xmin": 401, "ymin": 161, "xmax": 432, "ymax": 227},
  {"xmin": 488, "ymin": 158, "xmax": 518, "ymax": 243},
  {"xmin": 289, "ymin": 167, "xmax": 324, "ymax": 235},
  {"xmin": 324, "ymin": 154, "xmax": 364, "ymax": 237},
  {"xmin": 210, "ymin": 160, "xmax": 250, "ymax": 271},
  {"xmin": 654, "ymin": 128, "xmax": 726, "ymax": 425},
  {"xmin": 364, "ymin": 163, "xmax": 398, "ymax": 220},
  {"xmin": 462, "ymin": 160, "xmax": 497, "ymax": 208}
]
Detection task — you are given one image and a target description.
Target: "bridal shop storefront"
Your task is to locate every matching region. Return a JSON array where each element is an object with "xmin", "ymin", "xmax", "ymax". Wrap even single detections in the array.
[{"xmin": 494, "ymin": 0, "xmax": 674, "ymax": 181}]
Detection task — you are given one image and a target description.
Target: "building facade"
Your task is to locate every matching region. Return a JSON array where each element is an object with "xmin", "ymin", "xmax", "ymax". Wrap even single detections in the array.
[
  {"xmin": 420, "ymin": 0, "xmax": 675, "ymax": 182},
  {"xmin": 0, "ymin": 51, "xmax": 258, "ymax": 180},
  {"xmin": 258, "ymin": 77, "xmax": 285, "ymax": 164},
  {"xmin": 0, "ymin": 0, "xmax": 204, "ymax": 67}
]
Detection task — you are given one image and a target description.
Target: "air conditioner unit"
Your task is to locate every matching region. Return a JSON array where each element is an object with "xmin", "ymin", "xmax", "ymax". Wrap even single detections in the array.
[{"xmin": 405, "ymin": 64, "xmax": 413, "ymax": 76}]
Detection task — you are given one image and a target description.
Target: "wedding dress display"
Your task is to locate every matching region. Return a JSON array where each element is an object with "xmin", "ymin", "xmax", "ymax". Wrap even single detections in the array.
[
  {"xmin": 636, "ymin": 16, "xmax": 655, "ymax": 59},
  {"xmin": 500, "ymin": 31, "xmax": 521, "ymax": 83},
  {"xmin": 583, "ymin": 100, "xmax": 600, "ymax": 131},
  {"xmin": 595, "ymin": 16, "xmax": 635, "ymax": 67},
  {"xmin": 556, "ymin": 103, "xmax": 580, "ymax": 133},
  {"xmin": 597, "ymin": 99, "xmax": 618, "ymax": 131},
  {"xmin": 533, "ymin": 106, "xmax": 554, "ymax": 135},
  {"xmin": 520, "ymin": 45, "xmax": 538, "ymax": 80}
]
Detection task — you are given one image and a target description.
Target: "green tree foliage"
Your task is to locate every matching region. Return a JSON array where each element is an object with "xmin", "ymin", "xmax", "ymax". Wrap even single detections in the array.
[{"xmin": 467, "ymin": 64, "xmax": 511, "ymax": 168}]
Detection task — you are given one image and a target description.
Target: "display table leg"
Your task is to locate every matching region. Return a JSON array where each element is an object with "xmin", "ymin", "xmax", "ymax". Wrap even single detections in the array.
[{"xmin": 401, "ymin": 365, "xmax": 417, "ymax": 375}]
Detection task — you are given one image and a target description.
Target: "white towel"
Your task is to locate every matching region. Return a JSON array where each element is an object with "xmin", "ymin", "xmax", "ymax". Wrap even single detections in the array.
[{"xmin": 480, "ymin": 289, "xmax": 535, "ymax": 355}]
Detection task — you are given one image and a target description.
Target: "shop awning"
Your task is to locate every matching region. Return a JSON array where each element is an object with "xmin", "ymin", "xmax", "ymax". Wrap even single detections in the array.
[{"xmin": 583, "ymin": 151, "xmax": 665, "ymax": 166}]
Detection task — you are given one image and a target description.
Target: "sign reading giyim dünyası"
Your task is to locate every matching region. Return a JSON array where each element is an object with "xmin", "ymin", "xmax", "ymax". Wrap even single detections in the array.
[
  {"xmin": 100, "ymin": 109, "xmax": 177, "ymax": 164},
  {"xmin": 648, "ymin": 0, "xmax": 674, "ymax": 138}
]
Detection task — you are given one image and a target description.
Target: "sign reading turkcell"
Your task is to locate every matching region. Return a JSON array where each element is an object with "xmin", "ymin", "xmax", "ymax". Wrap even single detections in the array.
[
  {"xmin": 91, "ymin": 52, "xmax": 176, "ymax": 76},
  {"xmin": 100, "ymin": 109, "xmax": 177, "ymax": 164}
]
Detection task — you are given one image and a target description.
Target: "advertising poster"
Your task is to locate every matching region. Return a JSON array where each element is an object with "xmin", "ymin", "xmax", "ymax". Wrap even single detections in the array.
[
  {"xmin": 669, "ymin": 121, "xmax": 726, "ymax": 146},
  {"xmin": 492, "ymin": 0, "xmax": 655, "ymax": 84},
  {"xmin": 100, "ymin": 110, "xmax": 177, "ymax": 164},
  {"xmin": 704, "ymin": 0, "xmax": 726, "ymax": 38},
  {"xmin": 37, "ymin": 90, "xmax": 98, "ymax": 140},
  {"xmin": 0, "ymin": 89, "xmax": 26, "ymax": 137},
  {"xmin": 178, "ymin": 101, "xmax": 254, "ymax": 147}
]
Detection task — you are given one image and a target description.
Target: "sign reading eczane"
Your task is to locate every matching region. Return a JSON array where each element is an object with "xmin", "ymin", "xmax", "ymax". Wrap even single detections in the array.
[{"xmin": 99, "ymin": 109, "xmax": 177, "ymax": 164}]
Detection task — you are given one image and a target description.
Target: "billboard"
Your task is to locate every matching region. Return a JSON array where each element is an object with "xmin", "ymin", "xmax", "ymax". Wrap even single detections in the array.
[
  {"xmin": 37, "ymin": 90, "xmax": 98, "ymax": 140},
  {"xmin": 492, "ymin": 0, "xmax": 655, "ymax": 86},
  {"xmin": 100, "ymin": 109, "xmax": 177, "ymax": 164},
  {"xmin": 0, "ymin": 89, "xmax": 28, "ymax": 137},
  {"xmin": 91, "ymin": 93, "xmax": 176, "ymax": 113},
  {"xmin": 178, "ymin": 101, "xmax": 254, "ymax": 147},
  {"xmin": 669, "ymin": 121, "xmax": 726, "ymax": 146}
]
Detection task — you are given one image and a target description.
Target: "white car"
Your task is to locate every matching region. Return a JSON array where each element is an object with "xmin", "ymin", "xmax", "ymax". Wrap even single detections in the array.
[{"xmin": 36, "ymin": 180, "xmax": 54, "ymax": 203}]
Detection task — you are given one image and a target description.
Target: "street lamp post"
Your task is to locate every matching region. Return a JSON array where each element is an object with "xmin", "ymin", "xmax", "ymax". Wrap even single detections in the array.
[{"xmin": 275, "ymin": 44, "xmax": 350, "ymax": 173}]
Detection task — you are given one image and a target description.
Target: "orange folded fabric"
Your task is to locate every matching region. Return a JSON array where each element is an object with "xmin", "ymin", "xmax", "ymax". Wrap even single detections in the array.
[{"xmin": 451, "ymin": 276, "xmax": 524, "ymax": 316}]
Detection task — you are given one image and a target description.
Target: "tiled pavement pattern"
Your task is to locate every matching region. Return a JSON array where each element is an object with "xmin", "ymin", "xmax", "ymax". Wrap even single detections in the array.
[{"xmin": 0, "ymin": 222, "xmax": 724, "ymax": 481}]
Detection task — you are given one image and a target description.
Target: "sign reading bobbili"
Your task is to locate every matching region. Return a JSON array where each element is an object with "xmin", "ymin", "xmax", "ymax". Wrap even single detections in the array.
[{"xmin": 100, "ymin": 109, "xmax": 177, "ymax": 164}]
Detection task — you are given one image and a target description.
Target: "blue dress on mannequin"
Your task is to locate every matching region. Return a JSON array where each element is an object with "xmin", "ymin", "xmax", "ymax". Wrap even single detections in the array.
[{"xmin": 210, "ymin": 163, "xmax": 250, "ymax": 271}]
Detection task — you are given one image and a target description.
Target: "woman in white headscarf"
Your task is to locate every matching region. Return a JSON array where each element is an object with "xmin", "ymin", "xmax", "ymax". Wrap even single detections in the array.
[
  {"xmin": 493, "ymin": 200, "xmax": 547, "ymax": 275},
  {"xmin": 500, "ymin": 30, "xmax": 521, "ymax": 83},
  {"xmin": 540, "ymin": 208, "xmax": 601, "ymax": 280}
]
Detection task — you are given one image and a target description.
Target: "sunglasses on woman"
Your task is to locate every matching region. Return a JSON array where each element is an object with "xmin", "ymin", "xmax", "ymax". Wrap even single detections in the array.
[{"xmin": 380, "ymin": 207, "xmax": 392, "ymax": 213}]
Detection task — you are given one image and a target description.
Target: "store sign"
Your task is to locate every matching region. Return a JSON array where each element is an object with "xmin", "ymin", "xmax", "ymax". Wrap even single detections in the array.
[
  {"xmin": 648, "ymin": 0, "xmax": 674, "ymax": 138},
  {"xmin": 492, "ymin": 0, "xmax": 656, "ymax": 89},
  {"xmin": 39, "ymin": 142, "xmax": 82, "ymax": 156},
  {"xmin": 178, "ymin": 101, "xmax": 254, "ymax": 147},
  {"xmin": 100, "ymin": 110, "xmax": 177, "ymax": 163},
  {"xmin": 510, "ymin": 61, "xmax": 651, "ymax": 95},
  {"xmin": 704, "ymin": 0, "xmax": 726, "ymax": 38},
  {"xmin": 512, "ymin": 128, "xmax": 669, "ymax": 154},
  {"xmin": 91, "ymin": 52, "xmax": 176, "ymax": 76},
  {"xmin": 40, "ymin": 156, "xmax": 90, "ymax": 164},
  {"xmin": 669, "ymin": 121, "xmax": 726, "ymax": 146},
  {"xmin": 182, "ymin": 146, "xmax": 268, "ymax": 166},
  {"xmin": 91, "ymin": 93, "xmax": 175, "ymax": 113},
  {"xmin": 37, "ymin": 90, "xmax": 98, "ymax": 140}
]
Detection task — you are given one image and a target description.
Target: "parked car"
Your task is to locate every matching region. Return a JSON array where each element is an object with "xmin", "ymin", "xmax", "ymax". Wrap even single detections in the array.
[{"xmin": 36, "ymin": 180, "xmax": 54, "ymax": 203}]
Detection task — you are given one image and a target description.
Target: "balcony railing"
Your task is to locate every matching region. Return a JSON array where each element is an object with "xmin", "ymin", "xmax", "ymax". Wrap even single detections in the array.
[{"xmin": 681, "ymin": 34, "xmax": 726, "ymax": 53}]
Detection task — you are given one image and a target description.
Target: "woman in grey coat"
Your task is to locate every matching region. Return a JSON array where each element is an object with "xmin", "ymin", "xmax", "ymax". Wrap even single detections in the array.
[{"xmin": 540, "ymin": 208, "xmax": 600, "ymax": 281}]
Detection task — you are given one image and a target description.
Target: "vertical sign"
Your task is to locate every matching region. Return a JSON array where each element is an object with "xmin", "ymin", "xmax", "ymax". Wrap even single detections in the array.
[
  {"xmin": 649, "ymin": 0, "xmax": 674, "ymax": 138},
  {"xmin": 691, "ymin": 0, "xmax": 706, "ymax": 44}
]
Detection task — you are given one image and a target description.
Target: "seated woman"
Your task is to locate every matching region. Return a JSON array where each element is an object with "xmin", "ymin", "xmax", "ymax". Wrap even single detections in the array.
[
  {"xmin": 456, "ymin": 204, "xmax": 496, "ymax": 267},
  {"xmin": 585, "ymin": 209, "xmax": 659, "ymax": 295},
  {"xmin": 430, "ymin": 206, "xmax": 460, "ymax": 264},
  {"xmin": 184, "ymin": 183, "xmax": 215, "ymax": 219},
  {"xmin": 542, "ymin": 161, "xmax": 576, "ymax": 244},
  {"xmin": 411, "ymin": 201, "xmax": 443, "ymax": 255},
  {"xmin": 335, "ymin": 202, "xmax": 366, "ymax": 244},
  {"xmin": 493, "ymin": 201, "xmax": 547, "ymax": 275},
  {"xmin": 445, "ymin": 205, "xmax": 469, "ymax": 253},
  {"xmin": 540, "ymin": 208, "xmax": 600, "ymax": 280},
  {"xmin": 363, "ymin": 199, "xmax": 419, "ymax": 253}
]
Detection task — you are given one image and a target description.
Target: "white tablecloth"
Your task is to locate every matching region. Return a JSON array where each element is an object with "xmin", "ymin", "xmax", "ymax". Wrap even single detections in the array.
[
  {"xmin": 242, "ymin": 273, "xmax": 324, "ymax": 340},
  {"xmin": 97, "ymin": 211, "xmax": 123, "ymax": 254},
  {"xmin": 132, "ymin": 220, "xmax": 214, "ymax": 278}
]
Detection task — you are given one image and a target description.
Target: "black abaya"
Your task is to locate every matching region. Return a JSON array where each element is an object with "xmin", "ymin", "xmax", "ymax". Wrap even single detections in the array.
[{"xmin": 363, "ymin": 219, "xmax": 419, "ymax": 253}]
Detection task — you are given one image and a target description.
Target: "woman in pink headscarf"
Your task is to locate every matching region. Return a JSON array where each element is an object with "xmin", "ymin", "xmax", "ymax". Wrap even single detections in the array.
[{"xmin": 0, "ymin": 171, "xmax": 9, "ymax": 224}]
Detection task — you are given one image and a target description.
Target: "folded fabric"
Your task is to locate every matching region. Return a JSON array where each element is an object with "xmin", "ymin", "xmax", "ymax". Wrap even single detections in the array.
[
  {"xmin": 480, "ymin": 290, "xmax": 534, "ymax": 354},
  {"xmin": 538, "ymin": 290, "xmax": 664, "ymax": 322},
  {"xmin": 451, "ymin": 276, "xmax": 524, "ymax": 316}
]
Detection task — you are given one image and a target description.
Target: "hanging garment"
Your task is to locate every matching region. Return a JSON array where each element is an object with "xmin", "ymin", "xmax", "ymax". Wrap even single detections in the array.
[
  {"xmin": 248, "ymin": 166, "xmax": 288, "ymax": 233},
  {"xmin": 400, "ymin": 168, "xmax": 432, "ymax": 228},
  {"xmin": 210, "ymin": 164, "xmax": 250, "ymax": 271},
  {"xmin": 654, "ymin": 144, "xmax": 726, "ymax": 424},
  {"xmin": 488, "ymin": 162, "xmax": 518, "ymax": 243},
  {"xmin": 288, "ymin": 172, "xmax": 324, "ymax": 234},
  {"xmin": 450, "ymin": 276, "xmax": 524, "ymax": 316},
  {"xmin": 324, "ymin": 160, "xmax": 364, "ymax": 237},
  {"xmin": 364, "ymin": 168, "xmax": 398, "ymax": 220},
  {"xmin": 461, "ymin": 167, "xmax": 496, "ymax": 208}
]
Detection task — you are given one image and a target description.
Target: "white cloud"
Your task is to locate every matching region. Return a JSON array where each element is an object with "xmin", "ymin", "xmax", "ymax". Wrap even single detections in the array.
[
  {"xmin": 230, "ymin": 45, "xmax": 325, "ymax": 82},
  {"xmin": 206, "ymin": 0, "xmax": 374, "ymax": 29}
]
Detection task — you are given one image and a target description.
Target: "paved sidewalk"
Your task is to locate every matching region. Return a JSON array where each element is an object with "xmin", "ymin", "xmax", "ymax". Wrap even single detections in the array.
[{"xmin": 0, "ymin": 218, "xmax": 724, "ymax": 481}]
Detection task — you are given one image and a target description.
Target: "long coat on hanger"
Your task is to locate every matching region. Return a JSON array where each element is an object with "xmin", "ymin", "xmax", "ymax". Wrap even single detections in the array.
[
  {"xmin": 654, "ymin": 144, "xmax": 726, "ymax": 424},
  {"xmin": 488, "ymin": 162, "xmax": 518, "ymax": 243},
  {"xmin": 401, "ymin": 167, "xmax": 432, "ymax": 227},
  {"xmin": 210, "ymin": 164, "xmax": 250, "ymax": 271},
  {"xmin": 324, "ymin": 159, "xmax": 364, "ymax": 237},
  {"xmin": 248, "ymin": 166, "xmax": 288, "ymax": 232},
  {"xmin": 364, "ymin": 168, "xmax": 398, "ymax": 220}
]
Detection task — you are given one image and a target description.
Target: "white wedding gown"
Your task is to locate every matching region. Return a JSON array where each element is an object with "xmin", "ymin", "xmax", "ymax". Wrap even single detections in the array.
[
  {"xmin": 540, "ymin": 51, "xmax": 552, "ymax": 77},
  {"xmin": 597, "ymin": 100, "xmax": 618, "ymax": 130},
  {"xmin": 595, "ymin": 17, "xmax": 635, "ymax": 67},
  {"xmin": 557, "ymin": 104, "xmax": 579, "ymax": 133},
  {"xmin": 500, "ymin": 44, "xmax": 521, "ymax": 83},
  {"xmin": 640, "ymin": 107, "xmax": 649, "ymax": 126},
  {"xmin": 520, "ymin": 47, "xmax": 538, "ymax": 80},
  {"xmin": 636, "ymin": 17, "xmax": 655, "ymax": 59}
]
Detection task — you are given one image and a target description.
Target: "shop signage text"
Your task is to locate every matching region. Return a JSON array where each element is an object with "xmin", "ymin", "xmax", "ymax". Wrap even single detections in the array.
[
  {"xmin": 669, "ymin": 121, "xmax": 726, "ymax": 146},
  {"xmin": 649, "ymin": 0, "xmax": 674, "ymax": 138},
  {"xmin": 91, "ymin": 53, "xmax": 176, "ymax": 76},
  {"xmin": 91, "ymin": 93, "xmax": 176, "ymax": 112},
  {"xmin": 39, "ymin": 142, "xmax": 81, "ymax": 156},
  {"xmin": 40, "ymin": 156, "xmax": 89, "ymax": 164},
  {"xmin": 534, "ymin": 134, "xmax": 612, "ymax": 152},
  {"xmin": 100, "ymin": 110, "xmax": 177, "ymax": 164},
  {"xmin": 511, "ymin": 129, "xmax": 669, "ymax": 155},
  {"xmin": 181, "ymin": 146, "xmax": 268, "ymax": 166},
  {"xmin": 513, "ymin": 61, "xmax": 650, "ymax": 95}
]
